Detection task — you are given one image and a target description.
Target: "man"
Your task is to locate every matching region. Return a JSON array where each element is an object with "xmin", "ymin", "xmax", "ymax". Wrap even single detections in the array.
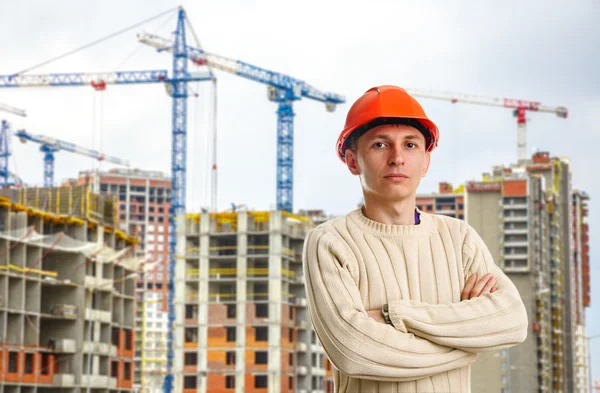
[{"xmin": 303, "ymin": 85, "xmax": 527, "ymax": 393}]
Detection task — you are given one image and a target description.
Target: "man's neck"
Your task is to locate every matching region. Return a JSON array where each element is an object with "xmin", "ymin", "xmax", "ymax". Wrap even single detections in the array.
[{"xmin": 362, "ymin": 196, "xmax": 417, "ymax": 225}]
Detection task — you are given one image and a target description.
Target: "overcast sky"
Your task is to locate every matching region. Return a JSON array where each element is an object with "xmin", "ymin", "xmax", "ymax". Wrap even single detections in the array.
[{"xmin": 1, "ymin": 0, "xmax": 599, "ymax": 382}]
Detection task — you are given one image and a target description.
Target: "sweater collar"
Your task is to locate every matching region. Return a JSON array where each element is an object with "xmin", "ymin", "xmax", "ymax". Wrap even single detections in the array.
[{"xmin": 349, "ymin": 207, "xmax": 433, "ymax": 237}]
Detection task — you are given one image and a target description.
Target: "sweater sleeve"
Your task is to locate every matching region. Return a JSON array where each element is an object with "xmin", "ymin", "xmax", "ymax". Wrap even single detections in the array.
[
  {"xmin": 303, "ymin": 227, "xmax": 476, "ymax": 382},
  {"xmin": 386, "ymin": 225, "xmax": 528, "ymax": 353}
]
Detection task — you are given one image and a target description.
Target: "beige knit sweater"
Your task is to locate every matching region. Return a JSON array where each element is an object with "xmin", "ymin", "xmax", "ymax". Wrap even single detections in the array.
[{"xmin": 303, "ymin": 208, "xmax": 528, "ymax": 393}]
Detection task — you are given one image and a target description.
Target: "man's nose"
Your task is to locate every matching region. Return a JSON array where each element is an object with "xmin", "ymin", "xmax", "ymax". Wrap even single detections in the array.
[{"xmin": 387, "ymin": 145, "xmax": 405, "ymax": 166}]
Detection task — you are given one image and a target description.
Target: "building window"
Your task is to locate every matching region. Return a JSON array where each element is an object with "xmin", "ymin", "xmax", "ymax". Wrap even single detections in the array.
[
  {"xmin": 41, "ymin": 353, "xmax": 50, "ymax": 375},
  {"xmin": 184, "ymin": 376, "xmax": 197, "ymax": 389},
  {"xmin": 158, "ymin": 217, "xmax": 164, "ymax": 223},
  {"xmin": 25, "ymin": 353, "xmax": 33, "ymax": 374},
  {"xmin": 255, "ymin": 326, "xmax": 268, "ymax": 342},
  {"xmin": 255, "ymin": 375, "xmax": 268, "ymax": 388},
  {"xmin": 155, "ymin": 283, "xmax": 163, "ymax": 289},
  {"xmin": 289, "ymin": 376, "xmax": 293, "ymax": 389},
  {"xmin": 125, "ymin": 329, "xmax": 132, "ymax": 349},
  {"xmin": 227, "ymin": 304, "xmax": 236, "ymax": 319},
  {"xmin": 255, "ymin": 351, "xmax": 268, "ymax": 365},
  {"xmin": 185, "ymin": 305, "xmax": 196, "ymax": 319},
  {"xmin": 289, "ymin": 353, "xmax": 293, "ymax": 366},
  {"xmin": 288, "ymin": 328, "xmax": 294, "ymax": 342},
  {"xmin": 226, "ymin": 375, "xmax": 235, "ymax": 389},
  {"xmin": 185, "ymin": 328, "xmax": 198, "ymax": 343},
  {"xmin": 256, "ymin": 304, "xmax": 268, "ymax": 318},
  {"xmin": 226, "ymin": 351, "xmax": 236, "ymax": 365},
  {"xmin": 184, "ymin": 352, "xmax": 197, "ymax": 365},
  {"xmin": 289, "ymin": 305, "xmax": 294, "ymax": 319},
  {"xmin": 111, "ymin": 361, "xmax": 118, "ymax": 377},
  {"xmin": 226, "ymin": 327, "xmax": 236, "ymax": 342},
  {"xmin": 124, "ymin": 362, "xmax": 131, "ymax": 380}
]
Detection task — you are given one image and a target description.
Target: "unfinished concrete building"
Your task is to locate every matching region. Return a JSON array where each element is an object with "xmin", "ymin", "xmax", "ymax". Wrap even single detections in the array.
[
  {"xmin": 174, "ymin": 210, "xmax": 330, "ymax": 393},
  {"xmin": 0, "ymin": 186, "xmax": 140, "ymax": 392},
  {"xmin": 413, "ymin": 151, "xmax": 591, "ymax": 393},
  {"xmin": 74, "ymin": 168, "xmax": 171, "ymax": 393}
]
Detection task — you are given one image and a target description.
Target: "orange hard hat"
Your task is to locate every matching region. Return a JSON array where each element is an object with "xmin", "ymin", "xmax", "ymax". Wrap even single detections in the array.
[{"xmin": 336, "ymin": 85, "xmax": 439, "ymax": 162}]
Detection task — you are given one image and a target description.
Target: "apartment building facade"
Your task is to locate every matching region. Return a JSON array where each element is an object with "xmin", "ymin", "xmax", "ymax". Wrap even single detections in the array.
[
  {"xmin": 174, "ymin": 209, "xmax": 330, "ymax": 393},
  {"xmin": 0, "ymin": 186, "xmax": 139, "ymax": 392},
  {"xmin": 76, "ymin": 168, "xmax": 171, "ymax": 393}
]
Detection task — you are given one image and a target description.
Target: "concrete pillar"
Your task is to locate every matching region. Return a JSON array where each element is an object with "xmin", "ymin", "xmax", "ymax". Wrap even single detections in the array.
[
  {"xmin": 198, "ymin": 213, "xmax": 210, "ymax": 393},
  {"xmin": 268, "ymin": 211, "xmax": 282, "ymax": 393},
  {"xmin": 235, "ymin": 212, "xmax": 248, "ymax": 393},
  {"xmin": 174, "ymin": 211, "xmax": 187, "ymax": 393}
]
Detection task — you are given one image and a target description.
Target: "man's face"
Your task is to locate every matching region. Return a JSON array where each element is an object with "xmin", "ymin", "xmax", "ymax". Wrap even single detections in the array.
[{"xmin": 344, "ymin": 124, "xmax": 431, "ymax": 202}]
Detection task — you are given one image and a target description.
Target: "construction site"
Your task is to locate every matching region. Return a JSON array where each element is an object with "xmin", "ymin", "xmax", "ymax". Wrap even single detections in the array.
[
  {"xmin": 0, "ymin": 185, "xmax": 140, "ymax": 391},
  {"xmin": 0, "ymin": 3, "xmax": 597, "ymax": 393}
]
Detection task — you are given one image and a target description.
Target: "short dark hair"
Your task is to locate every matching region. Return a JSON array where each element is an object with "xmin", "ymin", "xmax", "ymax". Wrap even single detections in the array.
[{"xmin": 344, "ymin": 117, "xmax": 431, "ymax": 153}]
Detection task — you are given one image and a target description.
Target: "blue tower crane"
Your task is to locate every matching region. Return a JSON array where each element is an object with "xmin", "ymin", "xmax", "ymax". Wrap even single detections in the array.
[
  {"xmin": 0, "ymin": 103, "xmax": 26, "ymax": 186},
  {"xmin": 0, "ymin": 22, "xmax": 211, "ymax": 392},
  {"xmin": 0, "ymin": 8, "xmax": 343, "ymax": 393},
  {"xmin": 138, "ymin": 31, "xmax": 346, "ymax": 212},
  {"xmin": 14, "ymin": 129, "xmax": 130, "ymax": 187}
]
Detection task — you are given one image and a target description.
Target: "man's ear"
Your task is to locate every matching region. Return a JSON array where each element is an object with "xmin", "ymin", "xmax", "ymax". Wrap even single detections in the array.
[
  {"xmin": 345, "ymin": 149, "xmax": 360, "ymax": 176},
  {"xmin": 422, "ymin": 151, "xmax": 431, "ymax": 177}
]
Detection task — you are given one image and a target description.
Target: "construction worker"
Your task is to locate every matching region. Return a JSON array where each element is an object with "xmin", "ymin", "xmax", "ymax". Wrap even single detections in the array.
[{"xmin": 303, "ymin": 85, "xmax": 528, "ymax": 392}]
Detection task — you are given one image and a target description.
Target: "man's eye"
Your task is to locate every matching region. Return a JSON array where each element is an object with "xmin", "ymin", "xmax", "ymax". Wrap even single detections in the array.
[
  {"xmin": 373, "ymin": 142, "xmax": 387, "ymax": 148},
  {"xmin": 406, "ymin": 142, "xmax": 417, "ymax": 149}
]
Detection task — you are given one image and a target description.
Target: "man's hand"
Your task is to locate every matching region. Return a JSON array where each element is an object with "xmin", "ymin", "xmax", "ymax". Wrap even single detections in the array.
[
  {"xmin": 461, "ymin": 273, "xmax": 497, "ymax": 301},
  {"xmin": 367, "ymin": 309, "xmax": 386, "ymax": 324}
]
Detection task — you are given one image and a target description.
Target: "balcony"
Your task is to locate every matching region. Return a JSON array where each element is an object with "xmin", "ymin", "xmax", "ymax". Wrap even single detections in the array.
[
  {"xmin": 504, "ymin": 227, "xmax": 529, "ymax": 235},
  {"xmin": 297, "ymin": 366, "xmax": 308, "ymax": 375},
  {"xmin": 83, "ymin": 375, "xmax": 109, "ymax": 388},
  {"xmin": 297, "ymin": 320, "xmax": 311, "ymax": 330},
  {"xmin": 504, "ymin": 240, "xmax": 529, "ymax": 247},
  {"xmin": 55, "ymin": 338, "xmax": 77, "ymax": 353},
  {"xmin": 504, "ymin": 251, "xmax": 528, "ymax": 260},
  {"xmin": 296, "ymin": 342, "xmax": 308, "ymax": 352},
  {"xmin": 85, "ymin": 308, "xmax": 112, "ymax": 323},
  {"xmin": 296, "ymin": 298, "xmax": 307, "ymax": 307},
  {"xmin": 504, "ymin": 203, "xmax": 528, "ymax": 210},
  {"xmin": 503, "ymin": 215, "xmax": 528, "ymax": 223},
  {"xmin": 312, "ymin": 367, "xmax": 326, "ymax": 376},
  {"xmin": 53, "ymin": 374, "xmax": 75, "ymax": 387}
]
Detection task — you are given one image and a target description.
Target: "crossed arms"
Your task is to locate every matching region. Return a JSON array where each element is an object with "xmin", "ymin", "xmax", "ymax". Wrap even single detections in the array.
[{"xmin": 303, "ymin": 226, "xmax": 528, "ymax": 381}]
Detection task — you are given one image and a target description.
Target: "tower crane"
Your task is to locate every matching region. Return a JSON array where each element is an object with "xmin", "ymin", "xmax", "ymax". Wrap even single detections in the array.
[
  {"xmin": 14, "ymin": 129, "xmax": 130, "ymax": 187},
  {"xmin": 138, "ymin": 31, "xmax": 345, "ymax": 213},
  {"xmin": 405, "ymin": 88, "xmax": 568, "ymax": 163},
  {"xmin": 0, "ymin": 8, "xmax": 343, "ymax": 393}
]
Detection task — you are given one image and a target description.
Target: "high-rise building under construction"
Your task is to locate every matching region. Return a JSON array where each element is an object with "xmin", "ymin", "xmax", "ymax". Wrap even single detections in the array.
[
  {"xmin": 417, "ymin": 151, "xmax": 591, "ymax": 393},
  {"xmin": 74, "ymin": 168, "xmax": 171, "ymax": 393},
  {"xmin": 0, "ymin": 186, "xmax": 140, "ymax": 391}
]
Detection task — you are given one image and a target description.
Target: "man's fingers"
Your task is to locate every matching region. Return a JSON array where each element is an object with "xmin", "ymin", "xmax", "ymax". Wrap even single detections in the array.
[
  {"xmin": 470, "ymin": 273, "xmax": 494, "ymax": 299},
  {"xmin": 461, "ymin": 274, "xmax": 478, "ymax": 301},
  {"xmin": 481, "ymin": 276, "xmax": 497, "ymax": 295}
]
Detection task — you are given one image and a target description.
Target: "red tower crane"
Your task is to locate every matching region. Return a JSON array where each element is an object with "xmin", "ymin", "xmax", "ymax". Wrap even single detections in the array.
[{"xmin": 406, "ymin": 88, "xmax": 568, "ymax": 162}]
